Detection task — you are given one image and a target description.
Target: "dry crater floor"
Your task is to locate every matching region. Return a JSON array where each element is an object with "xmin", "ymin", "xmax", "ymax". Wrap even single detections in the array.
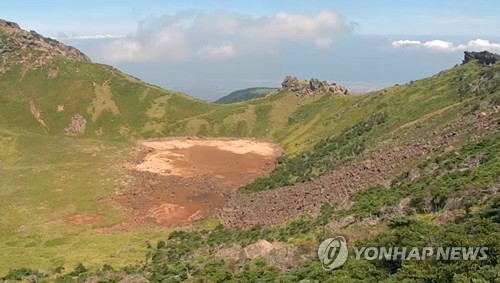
[{"xmin": 103, "ymin": 137, "xmax": 282, "ymax": 231}]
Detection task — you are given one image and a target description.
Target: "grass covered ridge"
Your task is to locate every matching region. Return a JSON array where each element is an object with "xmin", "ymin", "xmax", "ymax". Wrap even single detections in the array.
[
  {"xmin": 0, "ymin": 42, "xmax": 499, "ymax": 279},
  {"xmin": 214, "ymin": 87, "xmax": 279, "ymax": 104}
]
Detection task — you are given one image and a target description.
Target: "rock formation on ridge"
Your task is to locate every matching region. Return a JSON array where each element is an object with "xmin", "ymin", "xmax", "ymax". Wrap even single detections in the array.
[
  {"xmin": 281, "ymin": 76, "xmax": 349, "ymax": 96},
  {"xmin": 462, "ymin": 51, "xmax": 500, "ymax": 65}
]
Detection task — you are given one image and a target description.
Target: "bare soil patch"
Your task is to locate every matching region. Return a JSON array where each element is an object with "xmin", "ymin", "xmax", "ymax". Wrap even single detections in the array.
[
  {"xmin": 135, "ymin": 138, "xmax": 278, "ymax": 185},
  {"xmin": 103, "ymin": 137, "xmax": 281, "ymax": 231}
]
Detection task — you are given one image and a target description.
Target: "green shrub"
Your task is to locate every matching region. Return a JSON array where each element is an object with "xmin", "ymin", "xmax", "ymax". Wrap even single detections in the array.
[{"xmin": 243, "ymin": 113, "xmax": 388, "ymax": 192}]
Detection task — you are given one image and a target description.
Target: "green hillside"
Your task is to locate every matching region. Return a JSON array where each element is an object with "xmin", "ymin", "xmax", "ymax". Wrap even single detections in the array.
[
  {"xmin": 214, "ymin": 87, "xmax": 278, "ymax": 104},
  {"xmin": 1, "ymin": 20, "xmax": 499, "ymax": 282},
  {"xmin": 3, "ymin": 53, "xmax": 494, "ymax": 154}
]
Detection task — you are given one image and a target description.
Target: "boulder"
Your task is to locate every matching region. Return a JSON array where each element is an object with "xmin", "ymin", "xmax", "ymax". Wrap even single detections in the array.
[
  {"xmin": 0, "ymin": 19, "xmax": 20, "ymax": 29},
  {"xmin": 281, "ymin": 75, "xmax": 300, "ymax": 89},
  {"xmin": 281, "ymin": 76, "xmax": 349, "ymax": 96},
  {"xmin": 215, "ymin": 247, "xmax": 241, "ymax": 261},
  {"xmin": 242, "ymin": 239, "xmax": 274, "ymax": 259},
  {"xmin": 462, "ymin": 51, "xmax": 500, "ymax": 65},
  {"xmin": 216, "ymin": 240, "xmax": 299, "ymax": 271},
  {"xmin": 309, "ymin": 78, "xmax": 323, "ymax": 91}
]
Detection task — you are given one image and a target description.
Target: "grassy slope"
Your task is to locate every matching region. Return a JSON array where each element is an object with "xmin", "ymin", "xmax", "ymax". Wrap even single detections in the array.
[
  {"xmin": 1, "ymin": 51, "xmax": 490, "ymax": 153},
  {"xmin": 0, "ymin": 43, "xmax": 499, "ymax": 274},
  {"xmin": 9, "ymin": 132, "xmax": 498, "ymax": 282},
  {"xmin": 242, "ymin": 62, "xmax": 500, "ymax": 191},
  {"xmin": 0, "ymin": 132, "xmax": 174, "ymax": 271},
  {"xmin": 214, "ymin": 87, "xmax": 278, "ymax": 104}
]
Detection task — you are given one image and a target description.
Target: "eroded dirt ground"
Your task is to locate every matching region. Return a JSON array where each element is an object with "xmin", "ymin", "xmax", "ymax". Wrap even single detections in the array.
[{"xmin": 102, "ymin": 138, "xmax": 281, "ymax": 231}]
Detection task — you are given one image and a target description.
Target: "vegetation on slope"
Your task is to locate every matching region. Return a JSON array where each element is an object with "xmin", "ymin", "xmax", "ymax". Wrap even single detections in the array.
[
  {"xmin": 243, "ymin": 112, "xmax": 388, "ymax": 191},
  {"xmin": 1, "ymin": 21, "xmax": 500, "ymax": 281},
  {"xmin": 1, "ymin": 59, "xmax": 498, "ymax": 276},
  {"xmin": 1, "ymin": 43, "xmax": 496, "ymax": 155},
  {"xmin": 214, "ymin": 87, "xmax": 278, "ymax": 104},
  {"xmin": 241, "ymin": 62, "xmax": 500, "ymax": 191},
  {"xmin": 3, "ymin": 132, "xmax": 499, "ymax": 282}
]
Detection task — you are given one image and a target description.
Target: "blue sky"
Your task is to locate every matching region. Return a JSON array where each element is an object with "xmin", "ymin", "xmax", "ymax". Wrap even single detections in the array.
[
  {"xmin": 3, "ymin": 0, "xmax": 500, "ymax": 36},
  {"xmin": 2, "ymin": 1, "xmax": 500, "ymax": 100}
]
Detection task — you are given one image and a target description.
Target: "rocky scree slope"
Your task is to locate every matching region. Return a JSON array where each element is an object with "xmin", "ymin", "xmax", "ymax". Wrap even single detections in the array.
[{"xmin": 0, "ymin": 19, "xmax": 90, "ymax": 73}]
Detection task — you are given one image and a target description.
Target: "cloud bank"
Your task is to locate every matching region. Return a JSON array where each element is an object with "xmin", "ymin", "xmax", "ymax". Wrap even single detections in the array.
[
  {"xmin": 89, "ymin": 10, "xmax": 353, "ymax": 62},
  {"xmin": 56, "ymin": 32, "xmax": 126, "ymax": 40},
  {"xmin": 391, "ymin": 39, "xmax": 500, "ymax": 52}
]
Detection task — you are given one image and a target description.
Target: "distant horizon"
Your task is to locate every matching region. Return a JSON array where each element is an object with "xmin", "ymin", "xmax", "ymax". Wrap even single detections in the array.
[{"xmin": 2, "ymin": 0, "xmax": 500, "ymax": 101}]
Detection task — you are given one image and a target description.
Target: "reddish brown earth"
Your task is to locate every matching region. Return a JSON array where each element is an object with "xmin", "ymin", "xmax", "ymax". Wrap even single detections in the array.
[
  {"xmin": 102, "ymin": 138, "xmax": 282, "ymax": 231},
  {"xmin": 99, "ymin": 110, "xmax": 498, "ymax": 232}
]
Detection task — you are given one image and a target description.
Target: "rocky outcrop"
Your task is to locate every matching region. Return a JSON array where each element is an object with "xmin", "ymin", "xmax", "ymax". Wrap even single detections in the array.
[
  {"xmin": 28, "ymin": 98, "xmax": 47, "ymax": 128},
  {"xmin": 462, "ymin": 51, "xmax": 500, "ymax": 65},
  {"xmin": 281, "ymin": 76, "xmax": 348, "ymax": 96},
  {"xmin": 65, "ymin": 114, "xmax": 87, "ymax": 135},
  {"xmin": 0, "ymin": 19, "xmax": 91, "ymax": 63},
  {"xmin": 0, "ymin": 20, "xmax": 20, "ymax": 29}
]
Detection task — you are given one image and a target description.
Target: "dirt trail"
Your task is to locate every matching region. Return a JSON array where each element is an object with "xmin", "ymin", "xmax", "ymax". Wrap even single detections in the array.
[{"xmin": 101, "ymin": 138, "xmax": 281, "ymax": 231}]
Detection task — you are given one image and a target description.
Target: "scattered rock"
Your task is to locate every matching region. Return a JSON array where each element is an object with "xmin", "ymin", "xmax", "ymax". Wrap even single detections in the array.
[
  {"xmin": 0, "ymin": 19, "xmax": 91, "ymax": 66},
  {"xmin": 95, "ymin": 127, "xmax": 104, "ymax": 136},
  {"xmin": 65, "ymin": 114, "xmax": 87, "ymax": 135},
  {"xmin": 48, "ymin": 66, "xmax": 59, "ymax": 79},
  {"xmin": 406, "ymin": 168, "xmax": 421, "ymax": 182},
  {"xmin": 461, "ymin": 154, "xmax": 489, "ymax": 171},
  {"xmin": 443, "ymin": 197, "xmax": 463, "ymax": 211},
  {"xmin": 266, "ymin": 243, "xmax": 298, "ymax": 271},
  {"xmin": 326, "ymin": 215, "xmax": 356, "ymax": 230},
  {"xmin": 0, "ymin": 19, "xmax": 20, "ymax": 29},
  {"xmin": 26, "ymin": 275, "xmax": 39, "ymax": 283},
  {"xmin": 379, "ymin": 197, "xmax": 413, "ymax": 218},
  {"xmin": 242, "ymin": 239, "xmax": 274, "ymax": 260},
  {"xmin": 28, "ymin": 98, "xmax": 46, "ymax": 127},
  {"xmin": 118, "ymin": 275, "xmax": 149, "ymax": 283},
  {"xmin": 218, "ymin": 111, "xmax": 499, "ymax": 228},
  {"xmin": 216, "ymin": 240, "xmax": 298, "ymax": 271},
  {"xmin": 215, "ymin": 247, "xmax": 241, "ymax": 261},
  {"xmin": 434, "ymin": 210, "xmax": 464, "ymax": 224}
]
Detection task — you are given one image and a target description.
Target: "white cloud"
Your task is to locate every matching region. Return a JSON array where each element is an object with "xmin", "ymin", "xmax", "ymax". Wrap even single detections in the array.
[
  {"xmin": 99, "ymin": 39, "xmax": 143, "ymax": 62},
  {"xmin": 56, "ymin": 33, "xmax": 126, "ymax": 40},
  {"xmin": 391, "ymin": 38, "xmax": 500, "ymax": 52},
  {"xmin": 422, "ymin": 40, "xmax": 455, "ymax": 51},
  {"xmin": 197, "ymin": 43, "xmax": 235, "ymax": 59},
  {"xmin": 391, "ymin": 40, "xmax": 421, "ymax": 48},
  {"xmin": 467, "ymin": 39, "xmax": 500, "ymax": 50},
  {"xmin": 91, "ymin": 10, "xmax": 352, "ymax": 62},
  {"xmin": 72, "ymin": 34, "xmax": 126, "ymax": 40},
  {"xmin": 248, "ymin": 11, "xmax": 347, "ymax": 43}
]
